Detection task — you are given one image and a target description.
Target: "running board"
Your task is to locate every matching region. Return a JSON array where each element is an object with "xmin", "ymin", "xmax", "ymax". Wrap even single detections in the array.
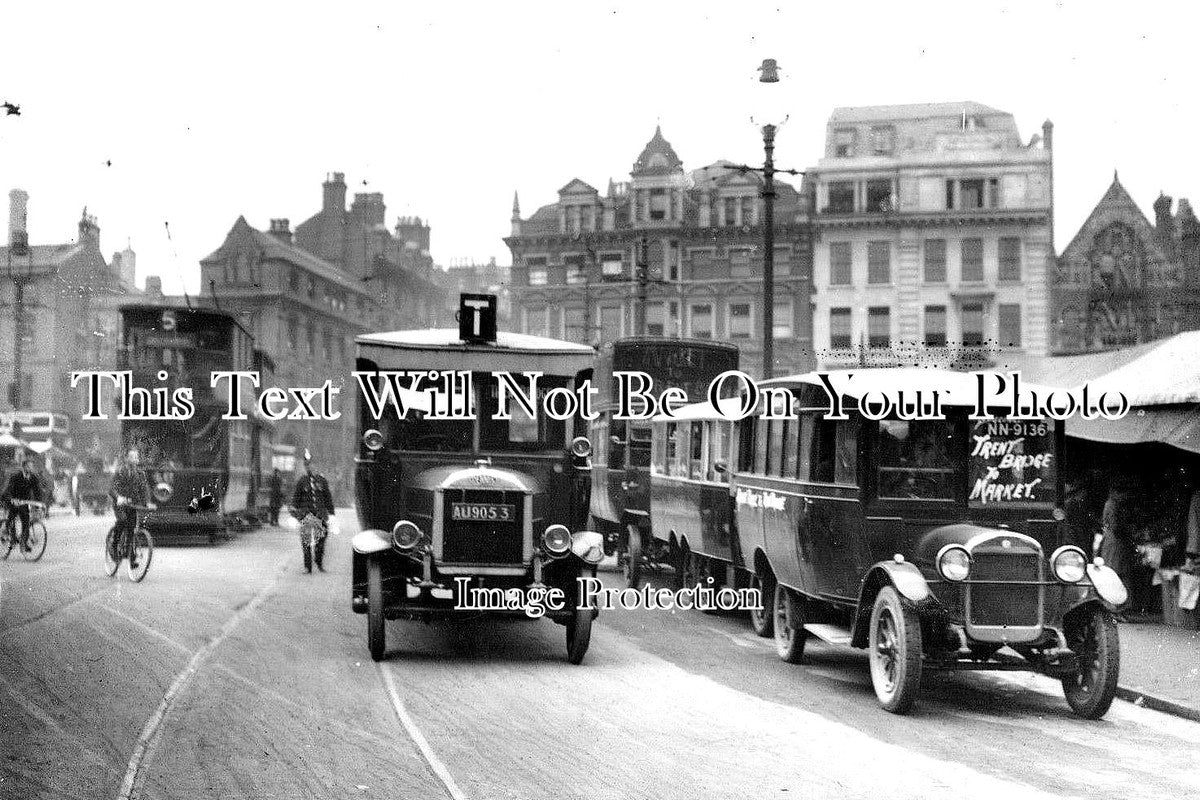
[{"xmin": 803, "ymin": 623, "xmax": 853, "ymax": 646}]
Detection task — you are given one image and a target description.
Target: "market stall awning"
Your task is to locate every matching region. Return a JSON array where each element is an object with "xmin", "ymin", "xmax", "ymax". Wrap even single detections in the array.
[{"xmin": 1068, "ymin": 405, "xmax": 1200, "ymax": 455}]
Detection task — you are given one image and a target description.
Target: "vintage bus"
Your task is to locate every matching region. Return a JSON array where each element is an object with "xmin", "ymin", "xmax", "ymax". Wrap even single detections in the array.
[
  {"xmin": 589, "ymin": 337, "xmax": 738, "ymax": 587},
  {"xmin": 118, "ymin": 304, "xmax": 262, "ymax": 540},
  {"xmin": 351, "ymin": 295, "xmax": 603, "ymax": 663},
  {"xmin": 732, "ymin": 369, "xmax": 1126, "ymax": 718}
]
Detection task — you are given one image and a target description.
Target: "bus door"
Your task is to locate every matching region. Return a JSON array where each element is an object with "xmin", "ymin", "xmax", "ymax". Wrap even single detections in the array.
[
  {"xmin": 800, "ymin": 413, "xmax": 862, "ymax": 600},
  {"xmin": 623, "ymin": 422, "xmax": 653, "ymax": 522}
]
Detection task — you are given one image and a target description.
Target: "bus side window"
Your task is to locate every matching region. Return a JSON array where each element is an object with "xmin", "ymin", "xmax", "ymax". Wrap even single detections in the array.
[
  {"xmin": 766, "ymin": 417, "xmax": 785, "ymax": 476},
  {"xmin": 690, "ymin": 421, "xmax": 705, "ymax": 480},
  {"xmin": 835, "ymin": 416, "xmax": 860, "ymax": 485},
  {"xmin": 608, "ymin": 416, "xmax": 626, "ymax": 470},
  {"xmin": 797, "ymin": 413, "xmax": 814, "ymax": 480},
  {"xmin": 664, "ymin": 422, "xmax": 680, "ymax": 476},
  {"xmin": 709, "ymin": 421, "xmax": 731, "ymax": 483},
  {"xmin": 809, "ymin": 417, "xmax": 838, "ymax": 484},
  {"xmin": 754, "ymin": 415, "xmax": 769, "ymax": 475},
  {"xmin": 737, "ymin": 417, "xmax": 756, "ymax": 473},
  {"xmin": 629, "ymin": 423, "xmax": 652, "ymax": 468},
  {"xmin": 651, "ymin": 423, "xmax": 665, "ymax": 475}
]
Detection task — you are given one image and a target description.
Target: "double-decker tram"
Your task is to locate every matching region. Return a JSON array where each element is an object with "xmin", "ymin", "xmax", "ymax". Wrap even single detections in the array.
[
  {"xmin": 118, "ymin": 305, "xmax": 261, "ymax": 541},
  {"xmin": 351, "ymin": 295, "xmax": 603, "ymax": 663},
  {"xmin": 589, "ymin": 337, "xmax": 738, "ymax": 587},
  {"xmin": 727, "ymin": 368, "xmax": 1127, "ymax": 717}
]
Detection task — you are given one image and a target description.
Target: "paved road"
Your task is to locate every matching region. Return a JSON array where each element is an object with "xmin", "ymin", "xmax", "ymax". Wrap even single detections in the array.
[{"xmin": 2, "ymin": 511, "xmax": 1197, "ymax": 800}]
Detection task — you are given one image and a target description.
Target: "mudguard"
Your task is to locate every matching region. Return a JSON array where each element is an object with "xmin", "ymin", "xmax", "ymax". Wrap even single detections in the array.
[
  {"xmin": 352, "ymin": 529, "xmax": 391, "ymax": 555},
  {"xmin": 1085, "ymin": 562, "xmax": 1128, "ymax": 607},
  {"xmin": 865, "ymin": 560, "xmax": 931, "ymax": 604},
  {"xmin": 571, "ymin": 530, "xmax": 605, "ymax": 564}
]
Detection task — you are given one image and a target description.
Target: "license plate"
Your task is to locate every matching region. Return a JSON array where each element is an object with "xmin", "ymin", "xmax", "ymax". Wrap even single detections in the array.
[{"xmin": 450, "ymin": 502, "xmax": 515, "ymax": 522}]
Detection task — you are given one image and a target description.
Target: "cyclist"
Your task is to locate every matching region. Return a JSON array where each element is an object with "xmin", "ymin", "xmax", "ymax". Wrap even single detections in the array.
[
  {"xmin": 109, "ymin": 448, "xmax": 151, "ymax": 566},
  {"xmin": 2, "ymin": 458, "xmax": 43, "ymax": 552}
]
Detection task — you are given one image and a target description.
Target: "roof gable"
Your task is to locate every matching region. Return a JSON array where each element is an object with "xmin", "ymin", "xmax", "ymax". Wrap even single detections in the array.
[
  {"xmin": 1060, "ymin": 176, "xmax": 1169, "ymax": 264},
  {"xmin": 558, "ymin": 178, "xmax": 598, "ymax": 197},
  {"xmin": 632, "ymin": 125, "xmax": 683, "ymax": 176}
]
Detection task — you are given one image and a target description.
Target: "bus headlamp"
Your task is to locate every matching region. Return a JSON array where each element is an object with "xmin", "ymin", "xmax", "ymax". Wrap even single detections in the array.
[
  {"xmin": 1050, "ymin": 545, "xmax": 1087, "ymax": 583},
  {"xmin": 362, "ymin": 429, "xmax": 385, "ymax": 452},
  {"xmin": 541, "ymin": 524, "xmax": 571, "ymax": 556},
  {"xmin": 937, "ymin": 545, "xmax": 971, "ymax": 582},
  {"xmin": 570, "ymin": 436, "xmax": 592, "ymax": 458},
  {"xmin": 153, "ymin": 482, "xmax": 173, "ymax": 503},
  {"xmin": 391, "ymin": 520, "xmax": 423, "ymax": 551}
]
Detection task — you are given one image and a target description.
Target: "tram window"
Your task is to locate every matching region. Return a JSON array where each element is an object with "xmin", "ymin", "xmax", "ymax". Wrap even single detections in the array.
[
  {"xmin": 689, "ymin": 422, "xmax": 705, "ymax": 480},
  {"xmin": 876, "ymin": 419, "xmax": 956, "ymax": 500},
  {"xmin": 629, "ymin": 423, "xmax": 653, "ymax": 468},
  {"xmin": 651, "ymin": 425, "xmax": 666, "ymax": 475},
  {"xmin": 754, "ymin": 416, "xmax": 769, "ymax": 474},
  {"xmin": 809, "ymin": 418, "xmax": 838, "ymax": 483},
  {"xmin": 663, "ymin": 422, "xmax": 678, "ymax": 475},
  {"xmin": 709, "ymin": 422, "xmax": 731, "ymax": 483},
  {"xmin": 670, "ymin": 423, "xmax": 690, "ymax": 476},
  {"xmin": 781, "ymin": 417, "xmax": 798, "ymax": 477},
  {"xmin": 737, "ymin": 417, "xmax": 756, "ymax": 472},
  {"xmin": 766, "ymin": 418, "xmax": 785, "ymax": 476}
]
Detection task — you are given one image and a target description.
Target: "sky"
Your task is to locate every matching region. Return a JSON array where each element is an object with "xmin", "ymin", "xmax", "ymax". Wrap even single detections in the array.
[{"xmin": 0, "ymin": 1, "xmax": 1193, "ymax": 295}]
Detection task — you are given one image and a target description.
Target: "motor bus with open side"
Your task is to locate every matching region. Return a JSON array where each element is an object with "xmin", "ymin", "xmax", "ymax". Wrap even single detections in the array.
[
  {"xmin": 732, "ymin": 369, "xmax": 1127, "ymax": 718},
  {"xmin": 350, "ymin": 297, "xmax": 603, "ymax": 663},
  {"xmin": 588, "ymin": 337, "xmax": 738, "ymax": 588}
]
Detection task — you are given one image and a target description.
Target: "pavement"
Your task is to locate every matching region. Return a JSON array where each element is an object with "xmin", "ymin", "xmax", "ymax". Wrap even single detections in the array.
[
  {"xmin": 1115, "ymin": 621, "xmax": 1200, "ymax": 721},
  {"xmin": 2, "ymin": 510, "xmax": 1199, "ymax": 799}
]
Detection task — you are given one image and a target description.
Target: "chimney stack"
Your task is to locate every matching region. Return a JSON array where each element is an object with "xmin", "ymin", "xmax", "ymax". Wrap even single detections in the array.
[
  {"xmin": 322, "ymin": 172, "xmax": 346, "ymax": 213},
  {"xmin": 268, "ymin": 218, "xmax": 293, "ymax": 244},
  {"xmin": 78, "ymin": 207, "xmax": 100, "ymax": 245},
  {"xmin": 144, "ymin": 275, "xmax": 163, "ymax": 296},
  {"xmin": 8, "ymin": 188, "xmax": 28, "ymax": 252},
  {"xmin": 351, "ymin": 193, "xmax": 386, "ymax": 227}
]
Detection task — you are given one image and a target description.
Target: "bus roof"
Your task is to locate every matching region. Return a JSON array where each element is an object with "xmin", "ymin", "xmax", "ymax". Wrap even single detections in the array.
[
  {"xmin": 761, "ymin": 367, "xmax": 1060, "ymax": 407},
  {"xmin": 652, "ymin": 396, "xmax": 745, "ymax": 423},
  {"xmin": 356, "ymin": 328, "xmax": 594, "ymax": 374}
]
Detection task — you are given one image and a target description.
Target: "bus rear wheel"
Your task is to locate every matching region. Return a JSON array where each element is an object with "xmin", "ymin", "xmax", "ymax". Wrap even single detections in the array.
[
  {"xmin": 622, "ymin": 524, "xmax": 643, "ymax": 589},
  {"xmin": 367, "ymin": 557, "xmax": 386, "ymax": 662},
  {"xmin": 749, "ymin": 571, "xmax": 774, "ymax": 637}
]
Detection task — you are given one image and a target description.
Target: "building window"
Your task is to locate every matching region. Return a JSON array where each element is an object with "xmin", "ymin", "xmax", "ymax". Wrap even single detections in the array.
[
  {"xmin": 865, "ymin": 179, "xmax": 893, "ymax": 213},
  {"xmin": 961, "ymin": 238, "xmax": 984, "ymax": 282},
  {"xmin": 645, "ymin": 303, "xmax": 665, "ymax": 336},
  {"xmin": 773, "ymin": 244, "xmax": 792, "ymax": 276},
  {"xmin": 830, "ymin": 242, "xmax": 852, "ymax": 285},
  {"xmin": 999, "ymin": 237, "xmax": 1021, "ymax": 282},
  {"xmin": 924, "ymin": 239, "xmax": 947, "ymax": 283},
  {"xmin": 688, "ymin": 248, "xmax": 716, "ymax": 270},
  {"xmin": 999, "ymin": 304, "xmax": 1022, "ymax": 347},
  {"xmin": 564, "ymin": 307, "xmax": 586, "ymax": 343},
  {"xmin": 833, "ymin": 128, "xmax": 857, "ymax": 157},
  {"xmin": 526, "ymin": 307, "xmax": 550, "ymax": 337},
  {"xmin": 867, "ymin": 241, "xmax": 891, "ymax": 284},
  {"xmin": 870, "ymin": 126, "xmax": 895, "ymax": 156},
  {"xmin": 322, "ymin": 331, "xmax": 332, "ymax": 362},
  {"xmin": 827, "ymin": 181, "xmax": 855, "ymax": 214},
  {"xmin": 773, "ymin": 299, "xmax": 793, "ymax": 339},
  {"xmin": 598, "ymin": 306, "xmax": 622, "ymax": 342},
  {"xmin": 729, "ymin": 302, "xmax": 753, "ymax": 338},
  {"xmin": 830, "ymin": 308, "xmax": 852, "ymax": 348},
  {"xmin": 650, "ymin": 188, "xmax": 670, "ymax": 221},
  {"xmin": 961, "ymin": 303, "xmax": 985, "ymax": 346},
  {"xmin": 948, "ymin": 177, "xmax": 999, "ymax": 210},
  {"xmin": 306, "ymin": 322, "xmax": 314, "ymax": 355},
  {"xmin": 564, "ymin": 253, "xmax": 586, "ymax": 285},
  {"xmin": 525, "ymin": 256, "xmax": 548, "ymax": 286},
  {"xmin": 741, "ymin": 197, "xmax": 755, "ymax": 226},
  {"xmin": 868, "ymin": 307, "xmax": 890, "ymax": 348},
  {"xmin": 667, "ymin": 240, "xmax": 681, "ymax": 281},
  {"xmin": 723, "ymin": 197, "xmax": 738, "ymax": 226},
  {"xmin": 689, "ymin": 303, "xmax": 713, "ymax": 339},
  {"xmin": 924, "ymin": 305, "xmax": 947, "ymax": 347},
  {"xmin": 288, "ymin": 269, "xmax": 299, "ymax": 293},
  {"xmin": 729, "ymin": 247, "xmax": 752, "ymax": 278},
  {"xmin": 599, "ymin": 252, "xmax": 624, "ymax": 280}
]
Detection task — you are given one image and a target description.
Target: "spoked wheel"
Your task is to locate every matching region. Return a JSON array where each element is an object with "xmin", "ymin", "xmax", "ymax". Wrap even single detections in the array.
[
  {"xmin": 104, "ymin": 527, "xmax": 120, "ymax": 576},
  {"xmin": 1, "ymin": 523, "xmax": 14, "ymax": 561},
  {"xmin": 622, "ymin": 524, "xmax": 643, "ymax": 589},
  {"xmin": 566, "ymin": 607, "xmax": 593, "ymax": 665},
  {"xmin": 868, "ymin": 586, "xmax": 923, "ymax": 714},
  {"xmin": 697, "ymin": 557, "xmax": 723, "ymax": 615},
  {"xmin": 367, "ymin": 556, "xmax": 386, "ymax": 662},
  {"xmin": 22, "ymin": 522, "xmax": 47, "ymax": 562},
  {"xmin": 773, "ymin": 584, "xmax": 807, "ymax": 663},
  {"xmin": 126, "ymin": 527, "xmax": 153, "ymax": 583},
  {"xmin": 749, "ymin": 571, "xmax": 775, "ymax": 637},
  {"xmin": 1061, "ymin": 604, "xmax": 1120, "ymax": 719},
  {"xmin": 673, "ymin": 542, "xmax": 696, "ymax": 591}
]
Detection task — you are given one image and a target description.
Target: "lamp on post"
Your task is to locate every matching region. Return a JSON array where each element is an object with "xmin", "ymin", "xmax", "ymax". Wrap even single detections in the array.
[{"xmin": 725, "ymin": 59, "xmax": 801, "ymax": 379}]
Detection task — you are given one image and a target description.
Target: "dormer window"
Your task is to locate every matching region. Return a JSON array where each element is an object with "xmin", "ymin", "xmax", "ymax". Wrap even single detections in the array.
[
  {"xmin": 649, "ymin": 189, "xmax": 670, "ymax": 221},
  {"xmin": 870, "ymin": 126, "xmax": 895, "ymax": 155},
  {"xmin": 834, "ymin": 128, "xmax": 857, "ymax": 157}
]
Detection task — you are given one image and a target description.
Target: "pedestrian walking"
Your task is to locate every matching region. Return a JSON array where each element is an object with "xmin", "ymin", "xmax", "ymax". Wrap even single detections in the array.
[
  {"xmin": 267, "ymin": 469, "xmax": 284, "ymax": 526},
  {"xmin": 290, "ymin": 452, "xmax": 333, "ymax": 573}
]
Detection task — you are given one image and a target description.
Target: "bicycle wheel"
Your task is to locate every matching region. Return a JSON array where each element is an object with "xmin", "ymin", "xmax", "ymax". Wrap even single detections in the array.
[
  {"xmin": 1, "ymin": 521, "xmax": 13, "ymax": 560},
  {"xmin": 104, "ymin": 527, "xmax": 120, "ymax": 576},
  {"xmin": 22, "ymin": 522, "xmax": 47, "ymax": 562},
  {"xmin": 127, "ymin": 527, "xmax": 153, "ymax": 582}
]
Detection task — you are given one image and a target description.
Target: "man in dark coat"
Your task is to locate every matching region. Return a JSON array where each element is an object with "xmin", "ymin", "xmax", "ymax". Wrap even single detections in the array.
[
  {"xmin": 2, "ymin": 459, "xmax": 43, "ymax": 551},
  {"xmin": 267, "ymin": 469, "xmax": 284, "ymax": 526},
  {"xmin": 291, "ymin": 452, "xmax": 334, "ymax": 572},
  {"xmin": 109, "ymin": 448, "xmax": 152, "ymax": 564}
]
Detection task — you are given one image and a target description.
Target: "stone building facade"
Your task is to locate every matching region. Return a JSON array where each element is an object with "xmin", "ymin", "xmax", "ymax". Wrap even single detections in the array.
[
  {"xmin": 1052, "ymin": 175, "xmax": 1200, "ymax": 353},
  {"xmin": 505, "ymin": 127, "xmax": 813, "ymax": 378},
  {"xmin": 807, "ymin": 102, "xmax": 1054, "ymax": 367}
]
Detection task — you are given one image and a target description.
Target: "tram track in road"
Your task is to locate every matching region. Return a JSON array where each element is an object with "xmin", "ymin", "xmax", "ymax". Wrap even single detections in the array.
[
  {"xmin": 113, "ymin": 553, "xmax": 292, "ymax": 800},
  {"xmin": 378, "ymin": 663, "xmax": 469, "ymax": 800}
]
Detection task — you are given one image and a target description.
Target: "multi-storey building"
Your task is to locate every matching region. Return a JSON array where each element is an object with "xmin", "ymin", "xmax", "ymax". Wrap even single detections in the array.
[
  {"xmin": 505, "ymin": 126, "xmax": 814, "ymax": 378},
  {"xmin": 199, "ymin": 174, "xmax": 446, "ymax": 496},
  {"xmin": 0, "ymin": 189, "xmax": 139, "ymax": 461},
  {"xmin": 440, "ymin": 257, "xmax": 513, "ymax": 324},
  {"xmin": 808, "ymin": 102, "xmax": 1054, "ymax": 367},
  {"xmin": 1052, "ymin": 175, "xmax": 1200, "ymax": 353}
]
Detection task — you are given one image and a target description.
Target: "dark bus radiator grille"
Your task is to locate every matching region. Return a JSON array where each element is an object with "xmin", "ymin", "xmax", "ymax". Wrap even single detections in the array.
[
  {"xmin": 441, "ymin": 489, "xmax": 525, "ymax": 564},
  {"xmin": 968, "ymin": 552, "xmax": 1041, "ymax": 627}
]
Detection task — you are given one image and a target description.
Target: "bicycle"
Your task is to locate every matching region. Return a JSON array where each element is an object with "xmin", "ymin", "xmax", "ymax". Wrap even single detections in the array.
[
  {"xmin": 105, "ymin": 502, "xmax": 154, "ymax": 582},
  {"xmin": 1, "ymin": 500, "xmax": 48, "ymax": 562}
]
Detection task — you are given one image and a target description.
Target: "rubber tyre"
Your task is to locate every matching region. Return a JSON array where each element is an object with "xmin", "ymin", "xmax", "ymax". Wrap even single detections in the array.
[
  {"xmin": 566, "ymin": 607, "xmax": 593, "ymax": 665},
  {"xmin": 623, "ymin": 524, "xmax": 643, "ymax": 589},
  {"xmin": 1061, "ymin": 604, "xmax": 1120, "ymax": 719},
  {"xmin": 1, "ymin": 522, "xmax": 14, "ymax": 560},
  {"xmin": 104, "ymin": 527, "xmax": 120, "ymax": 576},
  {"xmin": 673, "ymin": 542, "xmax": 696, "ymax": 591},
  {"xmin": 749, "ymin": 571, "xmax": 775, "ymax": 637},
  {"xmin": 22, "ymin": 521, "xmax": 47, "ymax": 562},
  {"xmin": 773, "ymin": 584, "xmax": 807, "ymax": 663},
  {"xmin": 127, "ymin": 528, "xmax": 153, "ymax": 583},
  {"xmin": 367, "ymin": 557, "xmax": 386, "ymax": 661},
  {"xmin": 868, "ymin": 586, "xmax": 923, "ymax": 714}
]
